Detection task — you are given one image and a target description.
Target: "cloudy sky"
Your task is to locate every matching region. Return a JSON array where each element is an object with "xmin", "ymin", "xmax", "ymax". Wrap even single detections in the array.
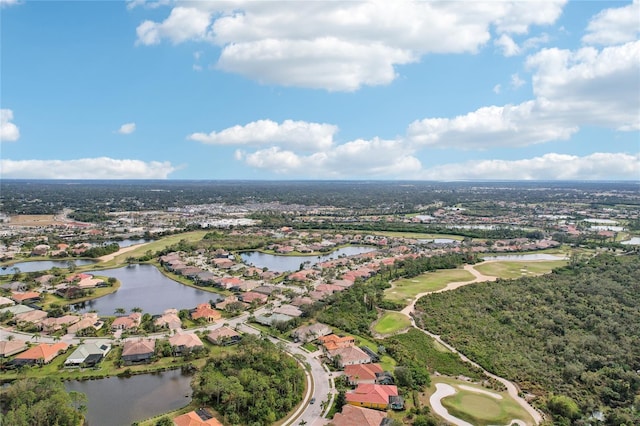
[{"xmin": 1, "ymin": 0, "xmax": 638, "ymax": 180}]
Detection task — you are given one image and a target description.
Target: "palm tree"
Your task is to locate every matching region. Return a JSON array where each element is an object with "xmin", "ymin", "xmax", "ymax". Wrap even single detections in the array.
[{"xmin": 114, "ymin": 307, "xmax": 126, "ymax": 315}]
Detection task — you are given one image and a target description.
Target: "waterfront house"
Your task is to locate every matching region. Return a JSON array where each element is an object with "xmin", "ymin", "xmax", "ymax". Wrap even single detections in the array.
[
  {"xmin": 64, "ymin": 342, "xmax": 111, "ymax": 367},
  {"xmin": 191, "ymin": 303, "xmax": 221, "ymax": 323},
  {"xmin": 168, "ymin": 332, "xmax": 204, "ymax": 355},
  {"xmin": 173, "ymin": 409, "xmax": 223, "ymax": 426},
  {"xmin": 121, "ymin": 339, "xmax": 155, "ymax": 364},
  {"xmin": 111, "ymin": 313, "xmax": 142, "ymax": 331},
  {"xmin": 0, "ymin": 339, "xmax": 28, "ymax": 357},
  {"xmin": 12, "ymin": 342, "xmax": 69, "ymax": 366}
]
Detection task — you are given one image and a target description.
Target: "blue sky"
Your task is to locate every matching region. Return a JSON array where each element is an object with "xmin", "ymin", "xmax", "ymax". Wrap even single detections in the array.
[{"xmin": 1, "ymin": 0, "xmax": 638, "ymax": 180}]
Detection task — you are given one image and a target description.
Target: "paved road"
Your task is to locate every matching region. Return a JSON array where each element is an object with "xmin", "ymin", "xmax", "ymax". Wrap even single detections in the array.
[{"xmin": 0, "ymin": 307, "xmax": 334, "ymax": 426}]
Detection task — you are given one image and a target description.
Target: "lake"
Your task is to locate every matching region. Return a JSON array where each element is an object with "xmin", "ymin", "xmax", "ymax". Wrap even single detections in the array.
[
  {"xmin": 240, "ymin": 245, "xmax": 377, "ymax": 272},
  {"xmin": 74, "ymin": 264, "xmax": 222, "ymax": 316},
  {"xmin": 482, "ymin": 254, "xmax": 566, "ymax": 261},
  {"xmin": 0, "ymin": 259, "xmax": 98, "ymax": 276},
  {"xmin": 65, "ymin": 369, "xmax": 192, "ymax": 426}
]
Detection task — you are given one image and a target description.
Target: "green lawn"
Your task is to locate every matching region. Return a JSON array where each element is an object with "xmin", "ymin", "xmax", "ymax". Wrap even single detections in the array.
[
  {"xmin": 94, "ymin": 231, "xmax": 209, "ymax": 268},
  {"xmin": 475, "ymin": 260, "xmax": 567, "ymax": 279},
  {"xmin": 429, "ymin": 377, "xmax": 535, "ymax": 426},
  {"xmin": 372, "ymin": 311, "xmax": 411, "ymax": 335},
  {"xmin": 368, "ymin": 231, "xmax": 465, "ymax": 240},
  {"xmin": 384, "ymin": 268, "xmax": 474, "ymax": 304}
]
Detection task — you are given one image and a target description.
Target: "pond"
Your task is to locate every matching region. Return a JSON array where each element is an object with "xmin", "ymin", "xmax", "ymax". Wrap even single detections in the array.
[
  {"xmin": 418, "ymin": 238, "xmax": 458, "ymax": 244},
  {"xmin": 65, "ymin": 369, "xmax": 192, "ymax": 426},
  {"xmin": 109, "ymin": 239, "xmax": 152, "ymax": 248},
  {"xmin": 74, "ymin": 264, "xmax": 221, "ymax": 316},
  {"xmin": 240, "ymin": 245, "xmax": 377, "ymax": 273},
  {"xmin": 0, "ymin": 259, "xmax": 98, "ymax": 276},
  {"xmin": 622, "ymin": 237, "xmax": 640, "ymax": 245},
  {"xmin": 482, "ymin": 254, "xmax": 566, "ymax": 261}
]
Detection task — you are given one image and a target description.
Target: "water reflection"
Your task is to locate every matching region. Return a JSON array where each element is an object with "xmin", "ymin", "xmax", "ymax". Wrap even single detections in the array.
[
  {"xmin": 0, "ymin": 259, "xmax": 97, "ymax": 276},
  {"xmin": 65, "ymin": 369, "xmax": 192, "ymax": 426},
  {"xmin": 240, "ymin": 246, "xmax": 376, "ymax": 272},
  {"xmin": 74, "ymin": 264, "xmax": 221, "ymax": 316}
]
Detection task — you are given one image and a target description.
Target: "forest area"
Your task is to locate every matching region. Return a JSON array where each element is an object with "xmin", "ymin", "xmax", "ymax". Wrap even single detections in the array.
[
  {"xmin": 192, "ymin": 336, "xmax": 305, "ymax": 426},
  {"xmin": 413, "ymin": 254, "xmax": 640, "ymax": 425}
]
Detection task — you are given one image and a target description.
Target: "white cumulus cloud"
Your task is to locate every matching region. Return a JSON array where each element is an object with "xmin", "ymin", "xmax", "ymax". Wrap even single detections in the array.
[
  {"xmin": 527, "ymin": 40, "xmax": 640, "ymax": 130},
  {"xmin": 582, "ymin": 0, "xmax": 640, "ymax": 46},
  {"xmin": 419, "ymin": 152, "xmax": 640, "ymax": 181},
  {"xmin": 408, "ymin": 40, "xmax": 639, "ymax": 149},
  {"xmin": 189, "ymin": 119, "xmax": 338, "ymax": 152},
  {"xmin": 237, "ymin": 138, "xmax": 421, "ymax": 178},
  {"xmin": 135, "ymin": 1, "xmax": 565, "ymax": 91},
  {"xmin": 0, "ymin": 158, "xmax": 176, "ymax": 179},
  {"xmin": 136, "ymin": 6, "xmax": 212, "ymax": 46},
  {"xmin": 0, "ymin": 109, "xmax": 20, "ymax": 142},
  {"xmin": 117, "ymin": 122, "xmax": 137, "ymax": 134},
  {"xmin": 495, "ymin": 34, "xmax": 521, "ymax": 56},
  {"xmin": 407, "ymin": 101, "xmax": 578, "ymax": 149}
]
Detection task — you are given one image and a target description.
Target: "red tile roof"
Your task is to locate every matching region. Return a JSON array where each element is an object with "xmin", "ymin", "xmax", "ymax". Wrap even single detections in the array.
[
  {"xmin": 15, "ymin": 342, "xmax": 68, "ymax": 363},
  {"xmin": 332, "ymin": 404, "xmax": 387, "ymax": 426},
  {"xmin": 345, "ymin": 384, "xmax": 398, "ymax": 406}
]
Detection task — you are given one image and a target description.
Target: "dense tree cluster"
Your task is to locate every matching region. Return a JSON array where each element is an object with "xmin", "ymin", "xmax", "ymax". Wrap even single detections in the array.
[
  {"xmin": 414, "ymin": 254, "xmax": 640, "ymax": 424},
  {"xmin": 383, "ymin": 329, "xmax": 484, "ymax": 389},
  {"xmin": 81, "ymin": 243, "xmax": 120, "ymax": 258},
  {"xmin": 0, "ymin": 377, "xmax": 86, "ymax": 426},
  {"xmin": 192, "ymin": 336, "xmax": 304, "ymax": 425},
  {"xmin": 2, "ymin": 180, "xmax": 637, "ymax": 216}
]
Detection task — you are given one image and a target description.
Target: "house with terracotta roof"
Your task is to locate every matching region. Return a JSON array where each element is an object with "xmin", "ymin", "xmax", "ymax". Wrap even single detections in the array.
[
  {"xmin": 344, "ymin": 363, "xmax": 384, "ymax": 385},
  {"xmin": 169, "ymin": 332, "xmax": 204, "ymax": 355},
  {"xmin": 331, "ymin": 404, "xmax": 389, "ymax": 426},
  {"xmin": 121, "ymin": 339, "xmax": 155, "ymax": 364},
  {"xmin": 111, "ymin": 313, "xmax": 142, "ymax": 331},
  {"xmin": 41, "ymin": 314, "xmax": 80, "ymax": 333},
  {"xmin": 239, "ymin": 291, "xmax": 268, "ymax": 305},
  {"xmin": 319, "ymin": 334, "xmax": 355, "ymax": 351},
  {"xmin": 191, "ymin": 303, "xmax": 221, "ymax": 323},
  {"xmin": 345, "ymin": 384, "xmax": 399, "ymax": 411},
  {"xmin": 0, "ymin": 339, "xmax": 28, "ymax": 357},
  {"xmin": 154, "ymin": 309, "xmax": 182, "ymax": 330},
  {"xmin": 173, "ymin": 409, "xmax": 222, "ymax": 426},
  {"xmin": 11, "ymin": 291, "xmax": 41, "ymax": 304},
  {"xmin": 67, "ymin": 313, "xmax": 102, "ymax": 334},
  {"xmin": 12, "ymin": 342, "xmax": 69, "ymax": 366},
  {"xmin": 206, "ymin": 326, "xmax": 242, "ymax": 346}
]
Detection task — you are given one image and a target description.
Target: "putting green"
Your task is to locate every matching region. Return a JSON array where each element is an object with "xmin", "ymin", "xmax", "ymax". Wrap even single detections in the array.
[
  {"xmin": 429, "ymin": 378, "xmax": 535, "ymax": 426},
  {"xmin": 372, "ymin": 311, "xmax": 411, "ymax": 335}
]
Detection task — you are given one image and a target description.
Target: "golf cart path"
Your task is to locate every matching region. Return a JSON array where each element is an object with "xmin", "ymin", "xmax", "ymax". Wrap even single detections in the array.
[{"xmin": 399, "ymin": 261, "xmax": 543, "ymax": 425}]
